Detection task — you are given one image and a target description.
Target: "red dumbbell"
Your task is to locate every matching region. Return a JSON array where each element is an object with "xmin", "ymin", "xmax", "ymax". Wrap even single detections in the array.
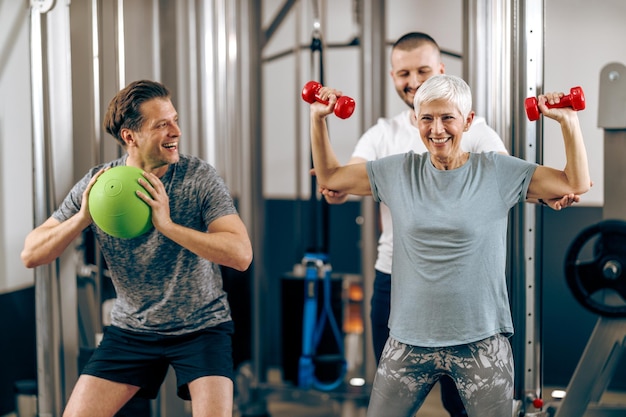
[
  {"xmin": 301, "ymin": 80, "xmax": 356, "ymax": 119},
  {"xmin": 525, "ymin": 86, "xmax": 586, "ymax": 121}
]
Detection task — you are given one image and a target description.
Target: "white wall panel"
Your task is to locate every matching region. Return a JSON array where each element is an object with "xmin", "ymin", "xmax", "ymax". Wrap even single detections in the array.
[
  {"xmin": 543, "ymin": 0, "xmax": 626, "ymax": 207},
  {"xmin": 0, "ymin": 1, "xmax": 33, "ymax": 292},
  {"xmin": 385, "ymin": 0, "xmax": 464, "ymax": 119},
  {"xmin": 263, "ymin": 56, "xmax": 299, "ymax": 198}
]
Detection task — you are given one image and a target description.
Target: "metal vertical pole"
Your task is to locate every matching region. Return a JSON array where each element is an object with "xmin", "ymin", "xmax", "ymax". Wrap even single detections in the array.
[
  {"xmin": 599, "ymin": 63, "xmax": 626, "ymax": 221},
  {"xmin": 238, "ymin": 1, "xmax": 269, "ymax": 416},
  {"xmin": 359, "ymin": 0, "xmax": 386, "ymax": 382},
  {"xmin": 511, "ymin": 0, "xmax": 545, "ymax": 412},
  {"xmin": 114, "ymin": 0, "xmax": 125, "ymax": 90},
  {"xmin": 248, "ymin": 0, "xmax": 265, "ymax": 391},
  {"xmin": 30, "ymin": 0, "xmax": 62, "ymax": 415},
  {"xmin": 463, "ymin": 0, "xmax": 512, "ymax": 147}
]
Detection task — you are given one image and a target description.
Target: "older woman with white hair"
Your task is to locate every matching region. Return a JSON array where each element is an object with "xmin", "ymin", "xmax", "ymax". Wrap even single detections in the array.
[{"xmin": 307, "ymin": 74, "xmax": 590, "ymax": 417}]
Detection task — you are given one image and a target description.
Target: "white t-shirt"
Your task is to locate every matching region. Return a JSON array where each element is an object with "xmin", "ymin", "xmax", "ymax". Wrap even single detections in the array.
[{"xmin": 352, "ymin": 110, "xmax": 507, "ymax": 274}]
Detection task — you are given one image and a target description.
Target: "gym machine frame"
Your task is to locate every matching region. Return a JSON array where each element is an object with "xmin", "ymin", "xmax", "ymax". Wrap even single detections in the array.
[{"xmin": 549, "ymin": 62, "xmax": 626, "ymax": 417}]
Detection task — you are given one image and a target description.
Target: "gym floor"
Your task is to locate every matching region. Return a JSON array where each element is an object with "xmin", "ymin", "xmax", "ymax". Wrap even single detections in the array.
[
  {"xmin": 263, "ymin": 384, "xmax": 626, "ymax": 417},
  {"xmin": 264, "ymin": 382, "xmax": 449, "ymax": 417},
  {"xmin": 4, "ymin": 384, "xmax": 625, "ymax": 416}
]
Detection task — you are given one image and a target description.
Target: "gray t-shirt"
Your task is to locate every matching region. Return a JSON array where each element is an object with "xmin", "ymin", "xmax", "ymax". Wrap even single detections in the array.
[
  {"xmin": 352, "ymin": 110, "xmax": 507, "ymax": 274},
  {"xmin": 367, "ymin": 151, "xmax": 537, "ymax": 347},
  {"xmin": 53, "ymin": 154, "xmax": 238, "ymax": 335}
]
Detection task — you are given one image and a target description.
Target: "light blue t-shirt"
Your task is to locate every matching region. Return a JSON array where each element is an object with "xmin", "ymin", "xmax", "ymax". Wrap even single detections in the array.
[{"xmin": 367, "ymin": 151, "xmax": 537, "ymax": 347}]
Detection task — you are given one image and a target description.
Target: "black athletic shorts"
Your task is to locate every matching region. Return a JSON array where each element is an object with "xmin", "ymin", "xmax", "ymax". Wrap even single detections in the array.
[{"xmin": 81, "ymin": 321, "xmax": 234, "ymax": 400}]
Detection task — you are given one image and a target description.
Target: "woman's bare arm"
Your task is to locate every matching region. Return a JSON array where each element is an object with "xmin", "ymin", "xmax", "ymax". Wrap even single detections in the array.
[
  {"xmin": 309, "ymin": 88, "xmax": 372, "ymax": 197},
  {"xmin": 526, "ymin": 92, "xmax": 591, "ymax": 200}
]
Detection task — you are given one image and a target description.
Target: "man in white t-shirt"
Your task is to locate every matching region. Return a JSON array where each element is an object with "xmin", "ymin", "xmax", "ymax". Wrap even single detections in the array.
[{"xmin": 320, "ymin": 32, "xmax": 577, "ymax": 417}]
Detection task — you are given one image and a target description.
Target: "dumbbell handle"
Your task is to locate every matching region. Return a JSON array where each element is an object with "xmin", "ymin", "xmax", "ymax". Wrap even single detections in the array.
[
  {"xmin": 301, "ymin": 81, "xmax": 356, "ymax": 119},
  {"xmin": 525, "ymin": 86, "xmax": 585, "ymax": 121}
]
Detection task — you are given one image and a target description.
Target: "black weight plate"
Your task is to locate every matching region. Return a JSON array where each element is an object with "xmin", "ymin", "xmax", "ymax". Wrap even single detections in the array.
[{"xmin": 564, "ymin": 219, "xmax": 626, "ymax": 317}]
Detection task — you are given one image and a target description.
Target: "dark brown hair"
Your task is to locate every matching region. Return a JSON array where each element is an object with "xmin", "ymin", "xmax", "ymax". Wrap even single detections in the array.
[
  {"xmin": 103, "ymin": 80, "xmax": 171, "ymax": 147},
  {"xmin": 392, "ymin": 32, "xmax": 440, "ymax": 53}
]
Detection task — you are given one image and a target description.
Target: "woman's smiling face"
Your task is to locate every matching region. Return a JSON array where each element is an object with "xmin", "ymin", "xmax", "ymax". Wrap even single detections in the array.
[{"xmin": 414, "ymin": 98, "xmax": 470, "ymax": 160}]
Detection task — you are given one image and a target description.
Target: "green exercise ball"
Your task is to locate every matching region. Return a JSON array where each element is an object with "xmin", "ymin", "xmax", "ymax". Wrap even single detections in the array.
[{"xmin": 88, "ymin": 166, "xmax": 152, "ymax": 239}]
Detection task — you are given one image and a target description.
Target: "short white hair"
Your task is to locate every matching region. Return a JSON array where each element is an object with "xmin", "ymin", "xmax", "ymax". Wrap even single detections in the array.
[{"xmin": 414, "ymin": 74, "xmax": 472, "ymax": 118}]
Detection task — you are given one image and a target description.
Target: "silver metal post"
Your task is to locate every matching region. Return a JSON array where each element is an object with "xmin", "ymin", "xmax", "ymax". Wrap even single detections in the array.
[
  {"xmin": 521, "ymin": 0, "xmax": 544, "ymax": 408},
  {"xmin": 30, "ymin": 0, "xmax": 62, "ymax": 415},
  {"xmin": 509, "ymin": 0, "xmax": 545, "ymax": 412},
  {"xmin": 359, "ymin": 0, "xmax": 386, "ymax": 382}
]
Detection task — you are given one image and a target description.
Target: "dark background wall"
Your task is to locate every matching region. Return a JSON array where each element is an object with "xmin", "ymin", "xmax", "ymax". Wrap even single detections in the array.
[
  {"xmin": 0, "ymin": 287, "xmax": 36, "ymax": 415},
  {"xmin": 261, "ymin": 199, "xmax": 363, "ymax": 368},
  {"xmin": 541, "ymin": 205, "xmax": 626, "ymax": 390}
]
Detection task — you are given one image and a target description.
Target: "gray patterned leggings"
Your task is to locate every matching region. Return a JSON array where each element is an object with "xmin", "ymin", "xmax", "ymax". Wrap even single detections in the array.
[{"xmin": 366, "ymin": 333, "xmax": 514, "ymax": 417}]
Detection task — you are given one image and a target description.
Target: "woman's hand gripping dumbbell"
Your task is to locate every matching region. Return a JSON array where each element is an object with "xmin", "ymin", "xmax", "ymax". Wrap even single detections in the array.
[
  {"xmin": 301, "ymin": 81, "xmax": 356, "ymax": 119},
  {"xmin": 525, "ymin": 86, "xmax": 586, "ymax": 121}
]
